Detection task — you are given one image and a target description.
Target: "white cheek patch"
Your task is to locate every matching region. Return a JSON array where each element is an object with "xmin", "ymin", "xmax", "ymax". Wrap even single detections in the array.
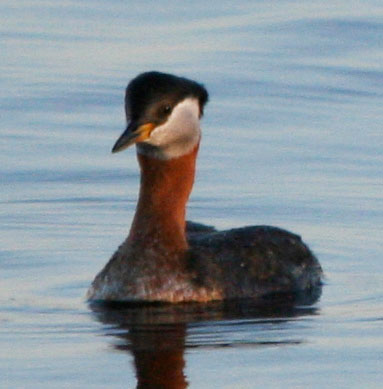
[{"xmin": 137, "ymin": 97, "xmax": 201, "ymax": 160}]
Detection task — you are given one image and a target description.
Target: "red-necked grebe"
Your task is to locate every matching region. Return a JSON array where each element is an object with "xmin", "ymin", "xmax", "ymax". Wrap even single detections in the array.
[{"xmin": 87, "ymin": 71, "xmax": 322, "ymax": 303}]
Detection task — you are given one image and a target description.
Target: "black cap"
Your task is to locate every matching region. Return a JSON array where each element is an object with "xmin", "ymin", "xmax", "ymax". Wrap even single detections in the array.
[{"xmin": 125, "ymin": 71, "xmax": 209, "ymax": 123}]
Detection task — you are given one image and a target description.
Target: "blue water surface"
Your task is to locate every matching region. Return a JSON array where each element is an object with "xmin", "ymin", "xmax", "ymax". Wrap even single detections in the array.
[{"xmin": 1, "ymin": 1, "xmax": 382, "ymax": 388}]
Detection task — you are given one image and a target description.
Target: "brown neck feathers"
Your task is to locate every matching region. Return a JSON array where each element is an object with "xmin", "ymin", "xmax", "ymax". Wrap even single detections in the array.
[{"xmin": 128, "ymin": 144, "xmax": 199, "ymax": 252}]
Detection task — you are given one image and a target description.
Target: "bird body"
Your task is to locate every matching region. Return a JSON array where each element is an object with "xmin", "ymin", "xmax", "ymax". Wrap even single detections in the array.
[{"xmin": 87, "ymin": 72, "xmax": 322, "ymax": 303}]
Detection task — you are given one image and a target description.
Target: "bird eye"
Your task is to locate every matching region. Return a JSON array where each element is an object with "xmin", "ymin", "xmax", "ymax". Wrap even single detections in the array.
[{"xmin": 163, "ymin": 105, "xmax": 172, "ymax": 115}]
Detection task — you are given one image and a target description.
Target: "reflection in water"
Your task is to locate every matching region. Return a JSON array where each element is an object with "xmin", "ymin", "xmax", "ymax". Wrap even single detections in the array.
[
  {"xmin": 131, "ymin": 325, "xmax": 187, "ymax": 389},
  {"xmin": 90, "ymin": 290, "xmax": 321, "ymax": 388}
]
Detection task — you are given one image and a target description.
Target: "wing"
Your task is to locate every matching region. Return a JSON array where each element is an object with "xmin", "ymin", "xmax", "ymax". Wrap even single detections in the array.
[{"xmin": 187, "ymin": 225, "xmax": 323, "ymax": 300}]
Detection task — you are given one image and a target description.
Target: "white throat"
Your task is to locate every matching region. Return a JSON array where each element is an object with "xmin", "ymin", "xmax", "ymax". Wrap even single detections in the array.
[{"xmin": 136, "ymin": 97, "xmax": 201, "ymax": 160}]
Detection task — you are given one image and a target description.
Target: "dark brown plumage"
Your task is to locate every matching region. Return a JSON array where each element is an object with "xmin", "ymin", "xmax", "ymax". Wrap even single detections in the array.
[{"xmin": 87, "ymin": 71, "xmax": 323, "ymax": 303}]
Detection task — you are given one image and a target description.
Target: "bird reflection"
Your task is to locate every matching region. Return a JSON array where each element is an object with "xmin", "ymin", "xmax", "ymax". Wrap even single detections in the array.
[
  {"xmin": 118, "ymin": 320, "xmax": 187, "ymax": 388},
  {"xmin": 90, "ymin": 289, "xmax": 321, "ymax": 389}
]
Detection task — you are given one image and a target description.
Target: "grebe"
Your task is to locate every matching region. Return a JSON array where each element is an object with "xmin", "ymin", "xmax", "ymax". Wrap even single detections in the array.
[{"xmin": 87, "ymin": 71, "xmax": 322, "ymax": 303}]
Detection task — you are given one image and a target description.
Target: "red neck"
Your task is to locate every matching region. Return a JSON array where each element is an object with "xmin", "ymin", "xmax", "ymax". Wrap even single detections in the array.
[{"xmin": 128, "ymin": 144, "xmax": 199, "ymax": 252}]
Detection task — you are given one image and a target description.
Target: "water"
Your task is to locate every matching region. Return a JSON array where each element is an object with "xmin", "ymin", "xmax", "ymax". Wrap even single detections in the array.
[{"xmin": 1, "ymin": 1, "xmax": 382, "ymax": 387}]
